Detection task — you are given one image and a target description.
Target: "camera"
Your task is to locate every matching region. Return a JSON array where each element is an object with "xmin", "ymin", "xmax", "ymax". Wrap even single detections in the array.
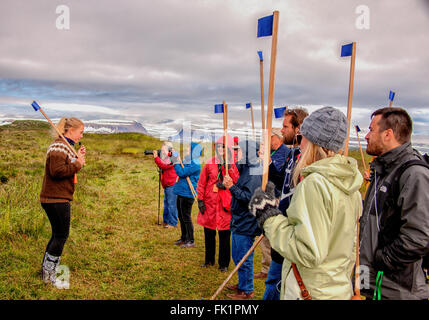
[
  {"xmin": 144, "ymin": 149, "xmax": 161, "ymax": 155},
  {"xmin": 144, "ymin": 149, "xmax": 173, "ymax": 157}
]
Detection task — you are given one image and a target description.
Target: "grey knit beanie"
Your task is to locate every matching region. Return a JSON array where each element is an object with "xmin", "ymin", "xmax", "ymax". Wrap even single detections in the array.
[{"xmin": 300, "ymin": 107, "xmax": 348, "ymax": 152}]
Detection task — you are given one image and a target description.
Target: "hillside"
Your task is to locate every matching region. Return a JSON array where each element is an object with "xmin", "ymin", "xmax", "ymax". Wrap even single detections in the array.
[{"xmin": 0, "ymin": 120, "xmax": 371, "ymax": 300}]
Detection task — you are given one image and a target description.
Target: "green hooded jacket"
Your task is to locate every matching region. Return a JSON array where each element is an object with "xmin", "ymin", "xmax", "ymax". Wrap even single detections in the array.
[{"xmin": 264, "ymin": 154, "xmax": 363, "ymax": 300}]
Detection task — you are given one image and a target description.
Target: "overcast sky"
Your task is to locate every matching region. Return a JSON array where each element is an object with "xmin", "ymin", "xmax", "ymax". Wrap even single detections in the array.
[{"xmin": 1, "ymin": 0, "xmax": 429, "ymax": 134}]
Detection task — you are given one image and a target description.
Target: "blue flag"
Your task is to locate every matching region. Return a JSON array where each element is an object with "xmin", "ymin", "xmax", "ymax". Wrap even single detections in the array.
[
  {"xmin": 257, "ymin": 51, "xmax": 263, "ymax": 61},
  {"xmin": 389, "ymin": 91, "xmax": 395, "ymax": 101},
  {"xmin": 214, "ymin": 104, "xmax": 224, "ymax": 114},
  {"xmin": 246, "ymin": 103, "xmax": 251, "ymax": 109},
  {"xmin": 341, "ymin": 43, "xmax": 353, "ymax": 57},
  {"xmin": 274, "ymin": 107, "xmax": 286, "ymax": 119},
  {"xmin": 355, "ymin": 125, "xmax": 361, "ymax": 133},
  {"xmin": 257, "ymin": 15, "xmax": 273, "ymax": 37},
  {"xmin": 31, "ymin": 101, "xmax": 41, "ymax": 111}
]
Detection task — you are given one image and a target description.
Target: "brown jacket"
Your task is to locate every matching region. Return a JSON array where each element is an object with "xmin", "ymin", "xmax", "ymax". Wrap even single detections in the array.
[{"xmin": 40, "ymin": 138, "xmax": 82, "ymax": 203}]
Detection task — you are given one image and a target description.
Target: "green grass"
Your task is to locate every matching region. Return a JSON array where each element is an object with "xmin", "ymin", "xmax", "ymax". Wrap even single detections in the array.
[
  {"xmin": 0, "ymin": 121, "xmax": 372, "ymax": 300},
  {"xmin": 0, "ymin": 121, "xmax": 265, "ymax": 300}
]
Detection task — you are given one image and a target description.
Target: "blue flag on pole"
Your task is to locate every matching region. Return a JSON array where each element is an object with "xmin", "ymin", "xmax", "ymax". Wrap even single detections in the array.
[
  {"xmin": 257, "ymin": 51, "xmax": 263, "ymax": 61},
  {"xmin": 246, "ymin": 103, "xmax": 251, "ymax": 109},
  {"xmin": 214, "ymin": 104, "xmax": 224, "ymax": 114},
  {"xmin": 389, "ymin": 91, "xmax": 395, "ymax": 101},
  {"xmin": 341, "ymin": 43, "xmax": 353, "ymax": 57},
  {"xmin": 355, "ymin": 125, "xmax": 361, "ymax": 133},
  {"xmin": 274, "ymin": 107, "xmax": 286, "ymax": 119},
  {"xmin": 257, "ymin": 15, "xmax": 273, "ymax": 37},
  {"xmin": 31, "ymin": 101, "xmax": 41, "ymax": 111}
]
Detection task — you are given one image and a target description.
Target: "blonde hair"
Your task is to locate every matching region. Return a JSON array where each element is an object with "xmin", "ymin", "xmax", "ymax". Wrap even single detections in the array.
[
  {"xmin": 292, "ymin": 140, "xmax": 337, "ymax": 186},
  {"xmin": 53, "ymin": 117, "xmax": 84, "ymax": 138}
]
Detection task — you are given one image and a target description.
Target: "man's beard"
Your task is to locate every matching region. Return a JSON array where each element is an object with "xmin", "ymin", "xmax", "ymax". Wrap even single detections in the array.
[
  {"xmin": 283, "ymin": 132, "xmax": 296, "ymax": 145},
  {"xmin": 366, "ymin": 140, "xmax": 383, "ymax": 156}
]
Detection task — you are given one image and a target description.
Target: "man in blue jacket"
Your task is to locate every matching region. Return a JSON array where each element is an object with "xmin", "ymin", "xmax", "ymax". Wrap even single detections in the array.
[
  {"xmin": 222, "ymin": 139, "xmax": 262, "ymax": 299},
  {"xmin": 171, "ymin": 142, "xmax": 202, "ymax": 248}
]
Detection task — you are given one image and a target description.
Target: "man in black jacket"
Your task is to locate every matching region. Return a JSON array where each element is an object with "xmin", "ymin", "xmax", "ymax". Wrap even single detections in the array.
[{"xmin": 360, "ymin": 107, "xmax": 429, "ymax": 300}]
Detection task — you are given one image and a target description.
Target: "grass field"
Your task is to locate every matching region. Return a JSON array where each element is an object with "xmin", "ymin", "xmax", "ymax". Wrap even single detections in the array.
[{"xmin": 0, "ymin": 120, "xmax": 372, "ymax": 300}]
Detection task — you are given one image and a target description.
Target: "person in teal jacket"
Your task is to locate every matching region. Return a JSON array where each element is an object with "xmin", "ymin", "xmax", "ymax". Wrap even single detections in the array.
[{"xmin": 171, "ymin": 142, "xmax": 202, "ymax": 248}]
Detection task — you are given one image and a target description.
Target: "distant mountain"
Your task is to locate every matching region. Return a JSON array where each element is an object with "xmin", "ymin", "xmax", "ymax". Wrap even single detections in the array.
[
  {"xmin": 0, "ymin": 118, "xmax": 150, "ymax": 135},
  {"xmin": 84, "ymin": 120, "xmax": 149, "ymax": 135}
]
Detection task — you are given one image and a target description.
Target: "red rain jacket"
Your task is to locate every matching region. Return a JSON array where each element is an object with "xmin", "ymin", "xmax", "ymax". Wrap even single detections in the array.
[
  {"xmin": 154, "ymin": 156, "xmax": 177, "ymax": 188},
  {"xmin": 196, "ymin": 135, "xmax": 239, "ymax": 231}
]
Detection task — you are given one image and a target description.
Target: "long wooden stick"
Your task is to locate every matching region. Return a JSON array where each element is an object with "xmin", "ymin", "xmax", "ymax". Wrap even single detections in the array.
[
  {"xmin": 344, "ymin": 42, "xmax": 356, "ymax": 157},
  {"xmin": 210, "ymin": 235, "xmax": 264, "ymax": 300},
  {"xmin": 259, "ymin": 59, "xmax": 265, "ymax": 130},
  {"xmin": 223, "ymin": 101, "xmax": 229, "ymax": 177},
  {"xmin": 389, "ymin": 100, "xmax": 393, "ymax": 108},
  {"xmin": 261, "ymin": 10, "xmax": 279, "ymax": 191}
]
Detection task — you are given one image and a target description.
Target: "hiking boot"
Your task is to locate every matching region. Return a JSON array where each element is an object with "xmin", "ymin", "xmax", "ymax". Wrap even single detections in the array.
[
  {"xmin": 254, "ymin": 272, "xmax": 268, "ymax": 279},
  {"xmin": 164, "ymin": 224, "xmax": 177, "ymax": 229},
  {"xmin": 226, "ymin": 284, "xmax": 239, "ymax": 292},
  {"xmin": 42, "ymin": 252, "xmax": 60, "ymax": 285},
  {"xmin": 219, "ymin": 267, "xmax": 228, "ymax": 273},
  {"xmin": 226, "ymin": 290, "xmax": 255, "ymax": 300},
  {"xmin": 180, "ymin": 241, "xmax": 195, "ymax": 248},
  {"xmin": 174, "ymin": 239, "xmax": 185, "ymax": 246}
]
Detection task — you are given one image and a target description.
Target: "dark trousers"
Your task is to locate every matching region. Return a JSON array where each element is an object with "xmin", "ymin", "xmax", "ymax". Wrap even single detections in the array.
[
  {"xmin": 41, "ymin": 202, "xmax": 71, "ymax": 257},
  {"xmin": 204, "ymin": 227, "xmax": 231, "ymax": 268},
  {"xmin": 177, "ymin": 195, "xmax": 195, "ymax": 243}
]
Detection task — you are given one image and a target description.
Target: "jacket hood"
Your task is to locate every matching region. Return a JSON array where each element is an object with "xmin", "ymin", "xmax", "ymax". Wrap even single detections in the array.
[
  {"xmin": 301, "ymin": 154, "xmax": 363, "ymax": 195},
  {"xmin": 184, "ymin": 142, "xmax": 202, "ymax": 164},
  {"xmin": 215, "ymin": 135, "xmax": 234, "ymax": 163},
  {"xmin": 237, "ymin": 140, "xmax": 260, "ymax": 168}
]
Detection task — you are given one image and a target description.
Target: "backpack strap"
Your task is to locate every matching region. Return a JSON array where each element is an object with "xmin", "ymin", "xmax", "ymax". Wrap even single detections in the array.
[{"xmin": 390, "ymin": 158, "xmax": 429, "ymax": 201}]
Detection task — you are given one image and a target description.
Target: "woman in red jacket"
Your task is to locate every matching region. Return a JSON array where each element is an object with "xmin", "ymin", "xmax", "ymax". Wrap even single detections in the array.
[
  {"xmin": 153, "ymin": 142, "xmax": 178, "ymax": 228},
  {"xmin": 196, "ymin": 135, "xmax": 239, "ymax": 272}
]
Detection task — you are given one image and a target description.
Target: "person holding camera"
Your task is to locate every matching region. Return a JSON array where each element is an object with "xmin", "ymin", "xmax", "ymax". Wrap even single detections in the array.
[
  {"xmin": 170, "ymin": 142, "xmax": 203, "ymax": 248},
  {"xmin": 153, "ymin": 142, "xmax": 178, "ymax": 228},
  {"xmin": 196, "ymin": 136, "xmax": 239, "ymax": 272}
]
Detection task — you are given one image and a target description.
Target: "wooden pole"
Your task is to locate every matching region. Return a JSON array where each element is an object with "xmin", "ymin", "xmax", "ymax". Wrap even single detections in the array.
[
  {"xmin": 259, "ymin": 59, "xmax": 265, "ymax": 130},
  {"xmin": 262, "ymin": 10, "xmax": 279, "ymax": 191},
  {"xmin": 389, "ymin": 100, "xmax": 393, "ymax": 108},
  {"xmin": 250, "ymin": 102, "xmax": 256, "ymax": 139},
  {"xmin": 210, "ymin": 235, "xmax": 264, "ymax": 300},
  {"xmin": 344, "ymin": 42, "xmax": 356, "ymax": 157},
  {"xmin": 223, "ymin": 101, "xmax": 229, "ymax": 177}
]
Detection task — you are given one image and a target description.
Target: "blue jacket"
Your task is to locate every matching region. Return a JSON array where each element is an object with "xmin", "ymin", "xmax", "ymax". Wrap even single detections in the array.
[
  {"xmin": 269, "ymin": 143, "xmax": 290, "ymax": 198},
  {"xmin": 173, "ymin": 142, "xmax": 202, "ymax": 199},
  {"xmin": 229, "ymin": 140, "xmax": 262, "ymax": 237}
]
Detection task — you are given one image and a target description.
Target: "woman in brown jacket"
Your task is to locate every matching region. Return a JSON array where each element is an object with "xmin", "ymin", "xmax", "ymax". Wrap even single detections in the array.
[{"xmin": 40, "ymin": 117, "xmax": 86, "ymax": 287}]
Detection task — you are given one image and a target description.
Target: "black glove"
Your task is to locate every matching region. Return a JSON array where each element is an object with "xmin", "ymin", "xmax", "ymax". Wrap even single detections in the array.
[
  {"xmin": 249, "ymin": 181, "xmax": 281, "ymax": 229},
  {"xmin": 216, "ymin": 181, "xmax": 226, "ymax": 190},
  {"xmin": 198, "ymin": 200, "xmax": 206, "ymax": 214}
]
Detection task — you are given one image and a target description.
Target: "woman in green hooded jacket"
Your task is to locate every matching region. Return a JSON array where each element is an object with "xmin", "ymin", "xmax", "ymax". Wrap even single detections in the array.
[{"xmin": 250, "ymin": 107, "xmax": 363, "ymax": 300}]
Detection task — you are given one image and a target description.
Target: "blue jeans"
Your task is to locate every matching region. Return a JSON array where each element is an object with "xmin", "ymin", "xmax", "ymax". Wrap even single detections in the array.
[
  {"xmin": 231, "ymin": 233, "xmax": 255, "ymax": 294},
  {"xmin": 163, "ymin": 185, "xmax": 178, "ymax": 226},
  {"xmin": 263, "ymin": 260, "xmax": 282, "ymax": 300}
]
